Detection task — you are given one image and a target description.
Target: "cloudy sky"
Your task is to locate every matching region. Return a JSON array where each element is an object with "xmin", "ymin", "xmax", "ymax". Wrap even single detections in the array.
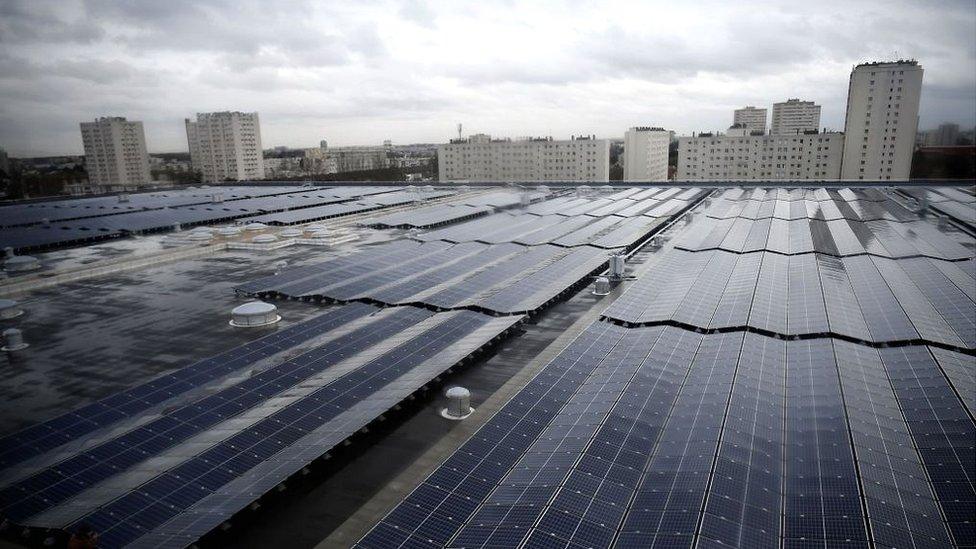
[{"xmin": 1, "ymin": 0, "xmax": 974, "ymax": 156}]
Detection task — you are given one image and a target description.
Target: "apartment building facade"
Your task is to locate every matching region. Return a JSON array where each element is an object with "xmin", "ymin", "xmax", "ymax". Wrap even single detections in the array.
[
  {"xmin": 623, "ymin": 127, "xmax": 670, "ymax": 181},
  {"xmin": 185, "ymin": 111, "xmax": 265, "ymax": 182},
  {"xmin": 438, "ymin": 134, "xmax": 609, "ymax": 182},
  {"xmin": 677, "ymin": 131, "xmax": 844, "ymax": 180},
  {"xmin": 80, "ymin": 117, "xmax": 151, "ymax": 187}
]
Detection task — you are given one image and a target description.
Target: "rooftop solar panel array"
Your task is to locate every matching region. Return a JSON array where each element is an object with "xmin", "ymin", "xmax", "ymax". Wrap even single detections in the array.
[
  {"xmin": 900, "ymin": 187, "xmax": 976, "ymax": 230},
  {"xmin": 241, "ymin": 190, "xmax": 456, "ymax": 225},
  {"xmin": 359, "ymin": 186, "xmax": 975, "ymax": 549},
  {"xmin": 412, "ymin": 188, "xmax": 703, "ymax": 250},
  {"xmin": 238, "ymin": 240, "xmax": 611, "ymax": 315},
  {"xmin": 361, "ymin": 204, "xmax": 494, "ymax": 229},
  {"xmin": 0, "ymin": 304, "xmax": 522, "ymax": 548},
  {"xmin": 0, "ymin": 186, "xmax": 310, "ymax": 229},
  {"xmin": 602, "ymin": 248, "xmax": 975, "ymax": 348},
  {"xmin": 0, "ymin": 186, "xmax": 402, "ymax": 252},
  {"xmin": 360, "ymin": 323, "xmax": 973, "ymax": 549}
]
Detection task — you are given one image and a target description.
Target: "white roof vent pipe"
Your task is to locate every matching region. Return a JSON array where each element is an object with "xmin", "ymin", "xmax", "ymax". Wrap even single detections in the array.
[
  {"xmin": 2, "ymin": 328, "xmax": 28, "ymax": 352},
  {"xmin": 230, "ymin": 301, "xmax": 281, "ymax": 328},
  {"xmin": 0, "ymin": 299, "xmax": 24, "ymax": 320},
  {"xmin": 4, "ymin": 255, "xmax": 41, "ymax": 273},
  {"xmin": 592, "ymin": 276, "xmax": 611, "ymax": 296},
  {"xmin": 440, "ymin": 386, "xmax": 473, "ymax": 420}
]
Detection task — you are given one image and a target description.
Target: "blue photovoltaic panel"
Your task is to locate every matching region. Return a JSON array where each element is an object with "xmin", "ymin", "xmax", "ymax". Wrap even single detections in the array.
[{"xmin": 0, "ymin": 303, "xmax": 378, "ymax": 471}]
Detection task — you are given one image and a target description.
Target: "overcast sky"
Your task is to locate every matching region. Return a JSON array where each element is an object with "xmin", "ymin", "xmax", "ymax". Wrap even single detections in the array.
[{"xmin": 1, "ymin": 0, "xmax": 974, "ymax": 156}]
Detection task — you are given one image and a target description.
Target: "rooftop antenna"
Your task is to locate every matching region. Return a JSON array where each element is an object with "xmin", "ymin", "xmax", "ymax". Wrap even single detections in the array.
[{"xmin": 457, "ymin": 123, "xmax": 462, "ymax": 141}]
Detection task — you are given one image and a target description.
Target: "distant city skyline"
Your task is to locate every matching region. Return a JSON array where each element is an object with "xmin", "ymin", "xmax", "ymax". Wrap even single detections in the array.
[{"xmin": 1, "ymin": 0, "xmax": 974, "ymax": 156}]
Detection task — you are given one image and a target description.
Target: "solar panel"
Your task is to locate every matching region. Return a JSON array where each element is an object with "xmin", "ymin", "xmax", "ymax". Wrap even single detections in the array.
[
  {"xmin": 0, "ymin": 303, "xmax": 378, "ymax": 472},
  {"xmin": 0, "ymin": 306, "xmax": 523, "ymax": 548}
]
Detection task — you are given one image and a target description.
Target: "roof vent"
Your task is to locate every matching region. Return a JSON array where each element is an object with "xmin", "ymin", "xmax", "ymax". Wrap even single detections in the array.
[
  {"xmin": 187, "ymin": 232, "xmax": 213, "ymax": 242},
  {"xmin": 0, "ymin": 299, "xmax": 24, "ymax": 320},
  {"xmin": 280, "ymin": 228, "xmax": 303, "ymax": 238},
  {"xmin": 592, "ymin": 276, "xmax": 611, "ymax": 296},
  {"xmin": 211, "ymin": 193, "xmax": 224, "ymax": 203},
  {"xmin": 118, "ymin": 193, "xmax": 130, "ymax": 203},
  {"xmin": 245, "ymin": 222, "xmax": 268, "ymax": 232},
  {"xmin": 3, "ymin": 255, "xmax": 41, "ymax": 273},
  {"xmin": 252, "ymin": 234, "xmax": 278, "ymax": 244},
  {"xmin": 2, "ymin": 328, "xmax": 28, "ymax": 352},
  {"xmin": 608, "ymin": 254, "xmax": 626, "ymax": 280},
  {"xmin": 304, "ymin": 224, "xmax": 327, "ymax": 233},
  {"xmin": 440, "ymin": 387, "xmax": 473, "ymax": 420},
  {"xmin": 308, "ymin": 229, "xmax": 330, "ymax": 239},
  {"xmin": 230, "ymin": 301, "xmax": 281, "ymax": 328},
  {"xmin": 218, "ymin": 226, "xmax": 242, "ymax": 236}
]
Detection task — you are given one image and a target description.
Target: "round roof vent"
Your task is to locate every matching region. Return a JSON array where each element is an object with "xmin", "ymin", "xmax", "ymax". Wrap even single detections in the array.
[
  {"xmin": 187, "ymin": 232, "xmax": 213, "ymax": 241},
  {"xmin": 308, "ymin": 230, "xmax": 330, "ymax": 239},
  {"xmin": 592, "ymin": 276, "xmax": 611, "ymax": 296},
  {"xmin": 280, "ymin": 228, "xmax": 303, "ymax": 238},
  {"xmin": 0, "ymin": 299, "xmax": 24, "ymax": 320},
  {"xmin": 230, "ymin": 301, "xmax": 281, "ymax": 328},
  {"xmin": 4, "ymin": 255, "xmax": 41, "ymax": 273},
  {"xmin": 218, "ymin": 226, "xmax": 242, "ymax": 236},
  {"xmin": 440, "ymin": 386, "xmax": 474, "ymax": 420},
  {"xmin": 304, "ymin": 224, "xmax": 327, "ymax": 233},
  {"xmin": 252, "ymin": 234, "xmax": 278, "ymax": 244},
  {"xmin": 2, "ymin": 328, "xmax": 28, "ymax": 352},
  {"xmin": 245, "ymin": 222, "xmax": 268, "ymax": 231}
]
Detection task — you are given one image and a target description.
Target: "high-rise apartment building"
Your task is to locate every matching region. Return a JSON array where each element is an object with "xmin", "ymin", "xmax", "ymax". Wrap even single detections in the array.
[
  {"xmin": 733, "ymin": 107, "xmax": 767, "ymax": 133},
  {"xmin": 623, "ymin": 127, "xmax": 670, "ymax": 181},
  {"xmin": 841, "ymin": 60, "xmax": 923, "ymax": 180},
  {"xmin": 80, "ymin": 117, "xmax": 151, "ymax": 187},
  {"xmin": 438, "ymin": 134, "xmax": 609, "ymax": 182},
  {"xmin": 185, "ymin": 111, "xmax": 265, "ymax": 183},
  {"xmin": 770, "ymin": 99, "xmax": 821, "ymax": 135},
  {"xmin": 677, "ymin": 131, "xmax": 844, "ymax": 180}
]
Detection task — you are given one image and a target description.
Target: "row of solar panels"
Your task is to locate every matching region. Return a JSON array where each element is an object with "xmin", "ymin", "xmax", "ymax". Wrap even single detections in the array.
[
  {"xmin": 900, "ymin": 187, "xmax": 976, "ymax": 230},
  {"xmin": 703, "ymin": 195, "xmax": 920, "ymax": 222},
  {"xmin": 359, "ymin": 321, "xmax": 974, "ymax": 549},
  {"xmin": 717, "ymin": 187, "xmax": 893, "ymax": 203},
  {"xmin": 0, "ymin": 187, "xmax": 410, "ymax": 252},
  {"xmin": 0, "ymin": 186, "xmax": 314, "ymax": 228},
  {"xmin": 523, "ymin": 189, "xmax": 701, "ymax": 218},
  {"xmin": 362, "ymin": 204, "xmax": 495, "ymax": 229},
  {"xmin": 603, "ymin": 247, "xmax": 975, "ymax": 348},
  {"xmin": 675, "ymin": 214, "xmax": 972, "ymax": 260},
  {"xmin": 238, "ymin": 240, "xmax": 611, "ymax": 314},
  {"xmin": 414, "ymin": 213, "xmax": 669, "ymax": 249},
  {"xmin": 237, "ymin": 190, "xmax": 456, "ymax": 225},
  {"xmin": 0, "ymin": 303, "xmax": 522, "ymax": 548}
]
